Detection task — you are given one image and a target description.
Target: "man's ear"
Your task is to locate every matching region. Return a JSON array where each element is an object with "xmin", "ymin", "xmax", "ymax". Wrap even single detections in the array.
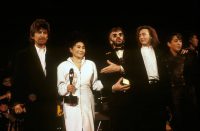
[
  {"xmin": 69, "ymin": 48, "xmax": 72, "ymax": 53},
  {"xmin": 167, "ymin": 42, "xmax": 171, "ymax": 47}
]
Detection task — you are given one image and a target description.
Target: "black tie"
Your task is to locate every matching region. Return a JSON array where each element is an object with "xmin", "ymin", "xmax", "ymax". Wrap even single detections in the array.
[{"xmin": 114, "ymin": 47, "xmax": 124, "ymax": 51}]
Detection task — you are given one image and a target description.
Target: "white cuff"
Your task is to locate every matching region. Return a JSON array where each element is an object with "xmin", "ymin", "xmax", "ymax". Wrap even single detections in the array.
[{"xmin": 93, "ymin": 80, "xmax": 104, "ymax": 91}]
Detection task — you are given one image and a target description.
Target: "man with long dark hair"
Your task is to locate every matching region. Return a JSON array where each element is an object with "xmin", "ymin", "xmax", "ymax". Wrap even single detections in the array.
[{"xmin": 12, "ymin": 19, "xmax": 59, "ymax": 131}]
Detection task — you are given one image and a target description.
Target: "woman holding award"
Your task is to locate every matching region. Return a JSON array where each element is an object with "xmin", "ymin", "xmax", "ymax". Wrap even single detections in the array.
[{"xmin": 57, "ymin": 32, "xmax": 103, "ymax": 131}]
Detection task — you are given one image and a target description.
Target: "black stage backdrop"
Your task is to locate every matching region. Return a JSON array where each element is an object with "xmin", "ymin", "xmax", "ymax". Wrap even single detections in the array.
[{"xmin": 0, "ymin": 0, "xmax": 199, "ymax": 70}]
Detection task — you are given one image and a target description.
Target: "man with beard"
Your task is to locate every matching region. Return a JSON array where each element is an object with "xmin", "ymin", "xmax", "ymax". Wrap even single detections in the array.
[{"xmin": 99, "ymin": 27, "xmax": 133, "ymax": 131}]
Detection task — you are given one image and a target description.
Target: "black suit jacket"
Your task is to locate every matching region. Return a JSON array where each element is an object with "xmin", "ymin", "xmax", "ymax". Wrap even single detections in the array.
[
  {"xmin": 124, "ymin": 46, "xmax": 171, "ymax": 110},
  {"xmin": 100, "ymin": 47, "xmax": 133, "ymax": 108},
  {"xmin": 121, "ymin": 46, "xmax": 171, "ymax": 130},
  {"xmin": 13, "ymin": 44, "xmax": 60, "ymax": 131}
]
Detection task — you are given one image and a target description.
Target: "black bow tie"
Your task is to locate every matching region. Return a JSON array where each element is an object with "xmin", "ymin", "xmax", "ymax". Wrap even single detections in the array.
[{"xmin": 114, "ymin": 47, "xmax": 124, "ymax": 51}]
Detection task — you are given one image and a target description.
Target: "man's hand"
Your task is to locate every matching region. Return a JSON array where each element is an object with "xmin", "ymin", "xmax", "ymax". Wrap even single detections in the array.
[
  {"xmin": 14, "ymin": 104, "xmax": 26, "ymax": 114},
  {"xmin": 57, "ymin": 104, "xmax": 63, "ymax": 117},
  {"xmin": 180, "ymin": 49, "xmax": 188, "ymax": 54},
  {"xmin": 5, "ymin": 92, "xmax": 11, "ymax": 100},
  {"xmin": 0, "ymin": 92, "xmax": 11, "ymax": 100},
  {"xmin": 28, "ymin": 93, "xmax": 37, "ymax": 102},
  {"xmin": 112, "ymin": 77, "xmax": 130, "ymax": 92},
  {"xmin": 100, "ymin": 60, "xmax": 121, "ymax": 73}
]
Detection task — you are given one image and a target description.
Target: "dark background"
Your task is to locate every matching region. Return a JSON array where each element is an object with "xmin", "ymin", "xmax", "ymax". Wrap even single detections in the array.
[{"xmin": 1, "ymin": 0, "xmax": 200, "ymax": 69}]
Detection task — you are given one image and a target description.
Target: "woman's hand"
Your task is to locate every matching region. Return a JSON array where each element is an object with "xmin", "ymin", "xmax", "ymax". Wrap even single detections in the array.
[{"xmin": 67, "ymin": 84, "xmax": 76, "ymax": 93}]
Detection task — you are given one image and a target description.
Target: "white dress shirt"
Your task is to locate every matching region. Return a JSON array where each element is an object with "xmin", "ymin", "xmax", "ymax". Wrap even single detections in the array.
[
  {"xmin": 35, "ymin": 45, "xmax": 46, "ymax": 76},
  {"xmin": 141, "ymin": 46, "xmax": 159, "ymax": 81},
  {"xmin": 115, "ymin": 50, "xmax": 124, "ymax": 59}
]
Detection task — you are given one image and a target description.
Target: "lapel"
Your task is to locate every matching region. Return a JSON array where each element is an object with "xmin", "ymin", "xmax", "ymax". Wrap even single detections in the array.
[
  {"xmin": 45, "ymin": 47, "xmax": 52, "ymax": 78},
  {"xmin": 30, "ymin": 45, "xmax": 46, "ymax": 78},
  {"xmin": 136, "ymin": 47, "xmax": 149, "ymax": 83},
  {"xmin": 111, "ymin": 50, "xmax": 124, "ymax": 65},
  {"xmin": 153, "ymin": 48, "xmax": 161, "ymax": 77}
]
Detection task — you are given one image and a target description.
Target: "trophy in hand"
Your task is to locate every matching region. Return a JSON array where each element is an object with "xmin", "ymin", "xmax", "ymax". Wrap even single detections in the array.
[{"xmin": 64, "ymin": 68, "xmax": 78, "ymax": 106}]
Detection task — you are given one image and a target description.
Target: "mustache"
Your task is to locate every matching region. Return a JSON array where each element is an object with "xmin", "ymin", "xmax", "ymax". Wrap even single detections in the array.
[{"xmin": 38, "ymin": 37, "xmax": 48, "ymax": 40}]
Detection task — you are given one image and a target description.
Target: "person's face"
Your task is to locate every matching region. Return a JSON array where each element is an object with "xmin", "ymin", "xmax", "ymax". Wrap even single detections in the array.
[
  {"xmin": 2, "ymin": 77, "xmax": 12, "ymax": 87},
  {"xmin": 70, "ymin": 42, "xmax": 85, "ymax": 59},
  {"xmin": 32, "ymin": 28, "xmax": 48, "ymax": 47},
  {"xmin": 139, "ymin": 29, "xmax": 151, "ymax": 46},
  {"xmin": 109, "ymin": 30, "xmax": 125, "ymax": 48},
  {"xmin": 0, "ymin": 104, "xmax": 8, "ymax": 112},
  {"xmin": 168, "ymin": 35, "xmax": 183, "ymax": 54},
  {"xmin": 190, "ymin": 35, "xmax": 199, "ymax": 48}
]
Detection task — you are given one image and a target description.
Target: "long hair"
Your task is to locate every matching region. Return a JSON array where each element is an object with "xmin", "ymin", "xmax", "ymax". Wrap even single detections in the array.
[
  {"xmin": 29, "ymin": 19, "xmax": 50, "ymax": 44},
  {"xmin": 136, "ymin": 25, "xmax": 160, "ymax": 48}
]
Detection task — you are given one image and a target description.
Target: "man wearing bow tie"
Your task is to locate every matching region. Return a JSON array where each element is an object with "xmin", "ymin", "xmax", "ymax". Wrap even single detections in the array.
[{"xmin": 99, "ymin": 27, "xmax": 133, "ymax": 131}]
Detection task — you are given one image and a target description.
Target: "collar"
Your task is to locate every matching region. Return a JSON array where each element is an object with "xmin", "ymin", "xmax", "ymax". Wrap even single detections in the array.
[{"xmin": 35, "ymin": 45, "xmax": 46, "ymax": 53}]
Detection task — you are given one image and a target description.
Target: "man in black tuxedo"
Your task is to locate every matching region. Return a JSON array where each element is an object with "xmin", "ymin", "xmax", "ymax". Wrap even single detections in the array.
[
  {"xmin": 124, "ymin": 25, "xmax": 171, "ymax": 131},
  {"xmin": 100, "ymin": 27, "xmax": 133, "ymax": 131},
  {"xmin": 12, "ymin": 19, "xmax": 61, "ymax": 131}
]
